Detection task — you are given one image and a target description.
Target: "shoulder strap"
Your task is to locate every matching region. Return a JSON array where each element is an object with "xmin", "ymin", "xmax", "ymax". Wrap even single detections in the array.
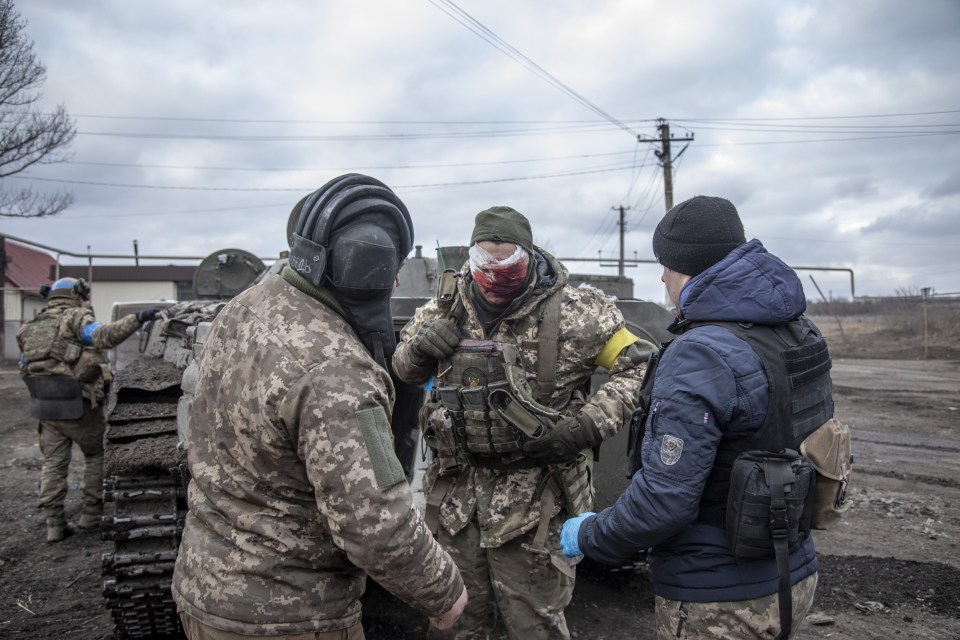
[
  {"xmin": 535, "ymin": 291, "xmax": 562, "ymax": 404},
  {"xmin": 626, "ymin": 340, "xmax": 671, "ymax": 476},
  {"xmin": 764, "ymin": 457, "xmax": 795, "ymax": 640}
]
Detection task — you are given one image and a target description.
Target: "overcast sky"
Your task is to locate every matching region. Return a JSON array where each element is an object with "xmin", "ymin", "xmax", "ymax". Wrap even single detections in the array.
[{"xmin": 3, "ymin": 0, "xmax": 959, "ymax": 301}]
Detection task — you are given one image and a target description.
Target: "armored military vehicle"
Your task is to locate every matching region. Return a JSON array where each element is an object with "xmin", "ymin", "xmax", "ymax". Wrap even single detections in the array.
[
  {"xmin": 98, "ymin": 245, "xmax": 673, "ymax": 639},
  {"xmin": 100, "ymin": 249, "xmax": 267, "ymax": 638}
]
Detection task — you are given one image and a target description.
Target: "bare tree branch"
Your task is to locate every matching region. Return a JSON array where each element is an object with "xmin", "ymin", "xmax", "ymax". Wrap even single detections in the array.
[{"xmin": 0, "ymin": 0, "xmax": 75, "ymax": 218}]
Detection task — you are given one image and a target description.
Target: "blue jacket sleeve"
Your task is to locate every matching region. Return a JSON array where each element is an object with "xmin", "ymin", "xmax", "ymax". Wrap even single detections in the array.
[{"xmin": 578, "ymin": 329, "xmax": 767, "ymax": 565}]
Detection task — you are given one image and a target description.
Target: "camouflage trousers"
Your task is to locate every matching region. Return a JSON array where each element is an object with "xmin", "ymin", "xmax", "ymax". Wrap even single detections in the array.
[
  {"xmin": 178, "ymin": 612, "xmax": 364, "ymax": 639},
  {"xmin": 654, "ymin": 572, "xmax": 818, "ymax": 639},
  {"xmin": 426, "ymin": 512, "xmax": 577, "ymax": 640},
  {"xmin": 37, "ymin": 402, "xmax": 105, "ymax": 519}
]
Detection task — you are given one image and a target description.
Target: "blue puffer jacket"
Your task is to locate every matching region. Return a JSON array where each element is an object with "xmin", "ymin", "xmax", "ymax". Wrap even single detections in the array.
[{"xmin": 577, "ymin": 239, "xmax": 819, "ymax": 602}]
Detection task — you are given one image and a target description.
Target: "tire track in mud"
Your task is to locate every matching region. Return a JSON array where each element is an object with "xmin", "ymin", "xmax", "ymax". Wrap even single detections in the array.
[{"xmin": 854, "ymin": 466, "xmax": 960, "ymax": 490}]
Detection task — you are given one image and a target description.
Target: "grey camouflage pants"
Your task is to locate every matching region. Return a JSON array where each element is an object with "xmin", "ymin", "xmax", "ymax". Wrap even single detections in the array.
[
  {"xmin": 38, "ymin": 402, "xmax": 105, "ymax": 518},
  {"xmin": 426, "ymin": 512, "xmax": 577, "ymax": 640},
  {"xmin": 654, "ymin": 572, "xmax": 818, "ymax": 639}
]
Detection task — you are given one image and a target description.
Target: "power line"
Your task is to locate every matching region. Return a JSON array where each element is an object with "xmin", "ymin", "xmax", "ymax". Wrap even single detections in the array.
[
  {"xmin": 63, "ymin": 149, "xmax": 638, "ymax": 173},
  {"xmin": 675, "ymin": 124, "xmax": 960, "ymax": 135},
  {"xmin": 63, "ymin": 113, "xmax": 658, "ymax": 125},
  {"xmin": 53, "ymin": 109, "xmax": 958, "ymax": 125},
  {"xmin": 72, "ymin": 121, "xmax": 624, "ymax": 142},
  {"xmin": 15, "ymin": 161, "xmax": 644, "ymax": 193},
  {"xmin": 428, "ymin": 0, "xmax": 641, "ymax": 140},
  {"xmin": 695, "ymin": 132, "xmax": 956, "ymax": 147},
  {"xmin": 673, "ymin": 110, "xmax": 960, "ymax": 122}
]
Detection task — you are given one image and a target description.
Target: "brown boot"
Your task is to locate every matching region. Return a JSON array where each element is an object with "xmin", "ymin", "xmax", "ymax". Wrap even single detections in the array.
[
  {"xmin": 77, "ymin": 504, "xmax": 103, "ymax": 531},
  {"xmin": 46, "ymin": 515, "xmax": 71, "ymax": 543}
]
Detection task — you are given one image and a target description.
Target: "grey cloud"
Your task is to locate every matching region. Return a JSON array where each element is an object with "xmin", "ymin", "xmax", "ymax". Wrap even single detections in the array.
[{"xmin": 922, "ymin": 171, "xmax": 960, "ymax": 199}]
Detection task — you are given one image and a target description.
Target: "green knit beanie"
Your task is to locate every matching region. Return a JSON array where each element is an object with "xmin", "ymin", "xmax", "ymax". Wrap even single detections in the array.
[{"xmin": 470, "ymin": 206, "xmax": 534, "ymax": 253}]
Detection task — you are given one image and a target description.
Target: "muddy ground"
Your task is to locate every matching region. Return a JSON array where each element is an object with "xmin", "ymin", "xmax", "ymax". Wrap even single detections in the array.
[{"xmin": 1, "ymin": 313, "xmax": 959, "ymax": 639}]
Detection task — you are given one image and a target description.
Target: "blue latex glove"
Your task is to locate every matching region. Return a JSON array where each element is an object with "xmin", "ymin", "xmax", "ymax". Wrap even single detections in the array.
[{"xmin": 561, "ymin": 512, "xmax": 595, "ymax": 557}]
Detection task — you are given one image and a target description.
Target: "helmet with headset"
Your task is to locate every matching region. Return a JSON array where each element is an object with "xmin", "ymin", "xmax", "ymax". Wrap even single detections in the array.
[
  {"xmin": 46, "ymin": 277, "xmax": 90, "ymax": 301},
  {"xmin": 287, "ymin": 174, "xmax": 414, "ymax": 367}
]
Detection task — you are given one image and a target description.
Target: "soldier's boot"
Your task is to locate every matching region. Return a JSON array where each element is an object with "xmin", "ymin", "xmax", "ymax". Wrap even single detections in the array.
[
  {"xmin": 46, "ymin": 515, "xmax": 72, "ymax": 543},
  {"xmin": 77, "ymin": 503, "xmax": 103, "ymax": 531}
]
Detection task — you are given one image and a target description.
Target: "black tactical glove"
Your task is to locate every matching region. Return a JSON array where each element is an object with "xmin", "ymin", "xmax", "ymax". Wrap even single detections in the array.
[
  {"xmin": 521, "ymin": 412, "xmax": 602, "ymax": 464},
  {"xmin": 409, "ymin": 319, "xmax": 461, "ymax": 363},
  {"xmin": 136, "ymin": 308, "xmax": 160, "ymax": 324}
]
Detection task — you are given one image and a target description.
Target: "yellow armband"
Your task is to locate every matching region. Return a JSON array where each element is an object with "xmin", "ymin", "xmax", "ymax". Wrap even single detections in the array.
[{"xmin": 594, "ymin": 327, "xmax": 640, "ymax": 370}]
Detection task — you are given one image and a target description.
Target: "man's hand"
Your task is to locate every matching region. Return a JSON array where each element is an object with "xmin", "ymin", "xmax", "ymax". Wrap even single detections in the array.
[
  {"xmin": 561, "ymin": 512, "xmax": 595, "ymax": 557},
  {"xmin": 430, "ymin": 586, "xmax": 468, "ymax": 631},
  {"xmin": 521, "ymin": 412, "xmax": 602, "ymax": 463},
  {"xmin": 135, "ymin": 308, "xmax": 161, "ymax": 324},
  {"xmin": 409, "ymin": 319, "xmax": 461, "ymax": 363}
]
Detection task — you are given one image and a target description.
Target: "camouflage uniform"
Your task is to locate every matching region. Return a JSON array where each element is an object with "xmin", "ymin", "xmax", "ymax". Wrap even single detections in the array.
[
  {"xmin": 393, "ymin": 250, "xmax": 648, "ymax": 639},
  {"xmin": 654, "ymin": 574, "xmax": 818, "ymax": 639},
  {"xmin": 17, "ymin": 297, "xmax": 142, "ymax": 527},
  {"xmin": 171, "ymin": 270, "xmax": 464, "ymax": 637}
]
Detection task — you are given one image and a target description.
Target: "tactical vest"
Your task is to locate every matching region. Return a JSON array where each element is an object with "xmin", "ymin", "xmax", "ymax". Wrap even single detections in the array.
[
  {"xmin": 693, "ymin": 316, "xmax": 834, "ymax": 527},
  {"xmin": 18, "ymin": 308, "xmax": 82, "ymax": 369},
  {"xmin": 18, "ymin": 308, "xmax": 89, "ymax": 420},
  {"xmin": 435, "ymin": 339, "xmax": 517, "ymax": 454}
]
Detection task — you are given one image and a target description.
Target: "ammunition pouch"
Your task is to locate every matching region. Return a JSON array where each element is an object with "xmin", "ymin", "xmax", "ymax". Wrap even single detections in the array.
[
  {"xmin": 433, "ymin": 339, "xmax": 530, "ymax": 456},
  {"xmin": 73, "ymin": 348, "xmax": 107, "ymax": 383},
  {"xmin": 52, "ymin": 339, "xmax": 82, "ymax": 365},
  {"xmin": 800, "ymin": 418, "xmax": 853, "ymax": 530},
  {"xmin": 24, "ymin": 375, "xmax": 84, "ymax": 420},
  {"xmin": 22, "ymin": 334, "xmax": 81, "ymax": 367},
  {"xmin": 420, "ymin": 395, "xmax": 459, "ymax": 460},
  {"xmin": 555, "ymin": 451, "xmax": 594, "ymax": 515}
]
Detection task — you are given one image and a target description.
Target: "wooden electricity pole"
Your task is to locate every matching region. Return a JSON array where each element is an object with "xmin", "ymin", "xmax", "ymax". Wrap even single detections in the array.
[{"xmin": 639, "ymin": 119, "xmax": 695, "ymax": 213}]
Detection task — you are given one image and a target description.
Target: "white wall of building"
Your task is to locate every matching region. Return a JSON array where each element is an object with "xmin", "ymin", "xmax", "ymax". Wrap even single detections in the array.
[{"xmin": 3, "ymin": 290, "xmax": 47, "ymax": 360}]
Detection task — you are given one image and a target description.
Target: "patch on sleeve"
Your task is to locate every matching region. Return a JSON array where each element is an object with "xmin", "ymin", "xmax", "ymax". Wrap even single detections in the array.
[
  {"xmin": 355, "ymin": 406, "xmax": 406, "ymax": 490},
  {"xmin": 660, "ymin": 435, "xmax": 684, "ymax": 465}
]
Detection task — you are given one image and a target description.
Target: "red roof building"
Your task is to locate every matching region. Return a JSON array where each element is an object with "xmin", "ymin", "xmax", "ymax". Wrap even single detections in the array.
[{"xmin": 4, "ymin": 239, "xmax": 56, "ymax": 294}]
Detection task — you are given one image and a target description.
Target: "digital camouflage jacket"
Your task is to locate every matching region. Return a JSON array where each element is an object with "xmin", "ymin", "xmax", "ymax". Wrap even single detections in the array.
[
  {"xmin": 16, "ymin": 296, "xmax": 141, "ymax": 406},
  {"xmin": 393, "ymin": 250, "xmax": 649, "ymax": 548},
  {"xmin": 171, "ymin": 272, "xmax": 464, "ymax": 636}
]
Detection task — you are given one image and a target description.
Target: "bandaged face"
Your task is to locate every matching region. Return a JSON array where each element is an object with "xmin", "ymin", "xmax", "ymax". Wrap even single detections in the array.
[{"xmin": 469, "ymin": 241, "xmax": 530, "ymax": 305}]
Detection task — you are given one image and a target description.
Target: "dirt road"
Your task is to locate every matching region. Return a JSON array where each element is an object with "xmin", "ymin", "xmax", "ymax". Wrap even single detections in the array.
[{"xmin": 1, "ymin": 357, "xmax": 958, "ymax": 639}]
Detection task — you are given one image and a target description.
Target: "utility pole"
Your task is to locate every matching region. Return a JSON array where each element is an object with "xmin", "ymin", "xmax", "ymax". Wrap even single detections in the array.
[
  {"xmin": 639, "ymin": 118, "xmax": 695, "ymax": 213},
  {"xmin": 611, "ymin": 205, "xmax": 630, "ymax": 278}
]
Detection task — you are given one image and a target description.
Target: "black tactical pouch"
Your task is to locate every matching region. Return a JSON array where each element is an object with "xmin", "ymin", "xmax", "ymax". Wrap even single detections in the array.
[
  {"xmin": 726, "ymin": 449, "xmax": 816, "ymax": 640},
  {"xmin": 726, "ymin": 450, "xmax": 815, "ymax": 559}
]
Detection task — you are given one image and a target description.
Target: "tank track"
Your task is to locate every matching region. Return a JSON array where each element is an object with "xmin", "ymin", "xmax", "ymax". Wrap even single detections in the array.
[
  {"xmin": 101, "ymin": 329, "xmax": 198, "ymax": 639},
  {"xmin": 101, "ymin": 471, "xmax": 186, "ymax": 639}
]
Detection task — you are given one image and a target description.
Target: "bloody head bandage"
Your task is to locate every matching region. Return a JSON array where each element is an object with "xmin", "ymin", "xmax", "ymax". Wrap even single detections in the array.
[{"xmin": 469, "ymin": 244, "xmax": 530, "ymax": 305}]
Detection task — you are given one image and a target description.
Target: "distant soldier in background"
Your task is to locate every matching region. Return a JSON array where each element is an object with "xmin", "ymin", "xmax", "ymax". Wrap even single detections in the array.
[{"xmin": 16, "ymin": 277, "xmax": 159, "ymax": 542}]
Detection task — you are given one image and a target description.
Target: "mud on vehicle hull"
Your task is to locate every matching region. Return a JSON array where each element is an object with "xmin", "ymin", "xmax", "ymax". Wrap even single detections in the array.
[{"xmin": 102, "ymin": 301, "xmax": 224, "ymax": 638}]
